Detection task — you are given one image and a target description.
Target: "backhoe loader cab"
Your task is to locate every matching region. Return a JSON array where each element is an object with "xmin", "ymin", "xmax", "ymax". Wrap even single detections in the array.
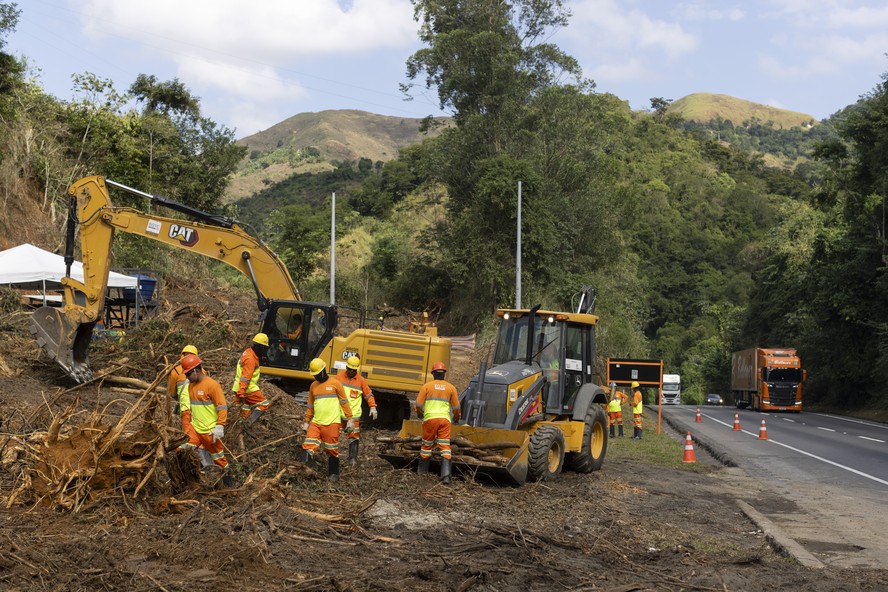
[{"xmin": 380, "ymin": 301, "xmax": 610, "ymax": 486}]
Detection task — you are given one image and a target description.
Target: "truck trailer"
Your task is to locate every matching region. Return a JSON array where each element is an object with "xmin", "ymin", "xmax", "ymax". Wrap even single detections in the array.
[{"xmin": 731, "ymin": 348, "xmax": 805, "ymax": 412}]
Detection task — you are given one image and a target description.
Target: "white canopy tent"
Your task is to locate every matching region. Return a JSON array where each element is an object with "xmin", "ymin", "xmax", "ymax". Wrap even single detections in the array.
[{"xmin": 0, "ymin": 243, "xmax": 137, "ymax": 292}]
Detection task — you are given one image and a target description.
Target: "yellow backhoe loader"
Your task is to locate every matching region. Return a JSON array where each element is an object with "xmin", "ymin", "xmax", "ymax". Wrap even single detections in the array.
[
  {"xmin": 379, "ymin": 288, "xmax": 609, "ymax": 485},
  {"xmin": 31, "ymin": 176, "xmax": 449, "ymax": 418}
]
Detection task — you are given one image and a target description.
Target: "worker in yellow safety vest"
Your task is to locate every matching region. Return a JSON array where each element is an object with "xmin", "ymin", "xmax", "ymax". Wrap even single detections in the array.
[
  {"xmin": 337, "ymin": 355, "xmax": 378, "ymax": 466},
  {"xmin": 168, "ymin": 344, "xmax": 198, "ymax": 416},
  {"xmin": 631, "ymin": 381, "xmax": 644, "ymax": 439},
  {"xmin": 302, "ymin": 358, "xmax": 354, "ymax": 483},
  {"xmin": 415, "ymin": 362, "xmax": 461, "ymax": 484},
  {"xmin": 232, "ymin": 333, "xmax": 269, "ymax": 425},
  {"xmin": 179, "ymin": 354, "xmax": 233, "ymax": 487},
  {"xmin": 607, "ymin": 381, "xmax": 628, "ymax": 438}
]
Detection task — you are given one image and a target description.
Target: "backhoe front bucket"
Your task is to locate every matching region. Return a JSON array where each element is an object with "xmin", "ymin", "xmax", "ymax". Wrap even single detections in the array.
[
  {"xmin": 30, "ymin": 307, "xmax": 95, "ymax": 383},
  {"xmin": 379, "ymin": 420, "xmax": 530, "ymax": 486}
]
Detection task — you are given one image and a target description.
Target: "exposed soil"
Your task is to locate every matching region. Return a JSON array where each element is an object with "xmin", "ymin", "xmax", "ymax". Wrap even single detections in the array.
[{"xmin": 1, "ymin": 281, "xmax": 886, "ymax": 591}]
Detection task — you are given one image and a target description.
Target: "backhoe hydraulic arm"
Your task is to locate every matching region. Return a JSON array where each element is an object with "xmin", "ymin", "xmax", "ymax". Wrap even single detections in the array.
[{"xmin": 30, "ymin": 175, "xmax": 301, "ymax": 382}]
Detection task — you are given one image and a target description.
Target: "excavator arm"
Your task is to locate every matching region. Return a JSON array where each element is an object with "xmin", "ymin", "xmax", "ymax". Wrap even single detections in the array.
[
  {"xmin": 30, "ymin": 175, "xmax": 301, "ymax": 382},
  {"xmin": 32, "ymin": 176, "xmax": 451, "ymax": 406}
]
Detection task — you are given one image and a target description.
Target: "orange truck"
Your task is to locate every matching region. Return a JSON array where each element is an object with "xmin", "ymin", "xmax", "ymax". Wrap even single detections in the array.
[{"xmin": 731, "ymin": 348, "xmax": 805, "ymax": 412}]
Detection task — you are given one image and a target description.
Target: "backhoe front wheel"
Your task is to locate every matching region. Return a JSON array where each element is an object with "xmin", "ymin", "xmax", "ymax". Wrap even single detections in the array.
[
  {"xmin": 566, "ymin": 404, "xmax": 608, "ymax": 473},
  {"xmin": 528, "ymin": 425, "xmax": 565, "ymax": 482}
]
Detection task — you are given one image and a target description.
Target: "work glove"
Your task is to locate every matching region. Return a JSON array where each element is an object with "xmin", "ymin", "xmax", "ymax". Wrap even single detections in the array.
[
  {"xmin": 346, "ymin": 418, "xmax": 356, "ymax": 433},
  {"xmin": 212, "ymin": 424, "xmax": 224, "ymax": 442},
  {"xmin": 301, "ymin": 422, "xmax": 309, "ymax": 432},
  {"xmin": 369, "ymin": 407, "xmax": 378, "ymax": 421}
]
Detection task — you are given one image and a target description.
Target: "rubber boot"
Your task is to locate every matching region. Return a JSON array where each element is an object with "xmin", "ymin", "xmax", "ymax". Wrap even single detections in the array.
[
  {"xmin": 198, "ymin": 448, "xmax": 214, "ymax": 467},
  {"xmin": 247, "ymin": 407, "xmax": 263, "ymax": 425},
  {"xmin": 328, "ymin": 456, "xmax": 340, "ymax": 483},
  {"xmin": 632, "ymin": 428, "xmax": 639, "ymax": 439},
  {"xmin": 417, "ymin": 457, "xmax": 430, "ymax": 475},
  {"xmin": 303, "ymin": 449, "xmax": 316, "ymax": 471},
  {"xmin": 609, "ymin": 425, "xmax": 615, "ymax": 438},
  {"xmin": 618, "ymin": 425, "xmax": 624, "ymax": 438},
  {"xmin": 348, "ymin": 440, "xmax": 359, "ymax": 466},
  {"xmin": 637, "ymin": 429, "xmax": 642, "ymax": 440},
  {"xmin": 440, "ymin": 458, "xmax": 452, "ymax": 485}
]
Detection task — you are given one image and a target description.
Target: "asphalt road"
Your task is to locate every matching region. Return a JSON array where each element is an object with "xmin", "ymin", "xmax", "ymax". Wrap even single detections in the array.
[
  {"xmin": 660, "ymin": 404, "xmax": 888, "ymax": 490},
  {"xmin": 658, "ymin": 404, "xmax": 888, "ymax": 569}
]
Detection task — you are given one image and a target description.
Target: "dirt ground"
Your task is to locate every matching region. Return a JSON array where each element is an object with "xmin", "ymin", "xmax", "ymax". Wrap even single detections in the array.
[{"xmin": 1, "ymin": 281, "xmax": 886, "ymax": 591}]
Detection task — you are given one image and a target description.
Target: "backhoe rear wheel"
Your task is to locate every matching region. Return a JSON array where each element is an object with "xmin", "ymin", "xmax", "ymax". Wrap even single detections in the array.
[
  {"xmin": 566, "ymin": 404, "xmax": 608, "ymax": 473},
  {"xmin": 527, "ymin": 425, "xmax": 566, "ymax": 482}
]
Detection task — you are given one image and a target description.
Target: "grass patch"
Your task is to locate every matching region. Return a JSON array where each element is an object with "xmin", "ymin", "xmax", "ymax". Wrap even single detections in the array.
[{"xmin": 606, "ymin": 428, "xmax": 709, "ymax": 471}]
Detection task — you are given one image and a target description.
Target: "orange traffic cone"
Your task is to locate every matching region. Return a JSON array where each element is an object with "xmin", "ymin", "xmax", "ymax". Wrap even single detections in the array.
[
  {"xmin": 758, "ymin": 418, "xmax": 768, "ymax": 440},
  {"xmin": 695, "ymin": 408, "xmax": 702, "ymax": 423},
  {"xmin": 733, "ymin": 414, "xmax": 741, "ymax": 431},
  {"xmin": 682, "ymin": 432, "xmax": 696, "ymax": 463}
]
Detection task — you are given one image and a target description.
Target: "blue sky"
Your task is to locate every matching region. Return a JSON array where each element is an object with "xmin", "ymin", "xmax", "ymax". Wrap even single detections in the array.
[{"xmin": 10, "ymin": 0, "xmax": 888, "ymax": 138}]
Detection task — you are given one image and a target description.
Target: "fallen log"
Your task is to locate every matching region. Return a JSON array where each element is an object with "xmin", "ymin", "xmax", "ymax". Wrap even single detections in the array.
[
  {"xmin": 376, "ymin": 435, "xmax": 421, "ymax": 444},
  {"xmin": 451, "ymin": 436, "xmax": 518, "ymax": 450}
]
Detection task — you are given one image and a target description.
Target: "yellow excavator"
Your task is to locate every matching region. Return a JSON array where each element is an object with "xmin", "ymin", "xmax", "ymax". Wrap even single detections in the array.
[
  {"xmin": 380, "ymin": 288, "xmax": 609, "ymax": 485},
  {"xmin": 31, "ymin": 176, "xmax": 450, "ymax": 416}
]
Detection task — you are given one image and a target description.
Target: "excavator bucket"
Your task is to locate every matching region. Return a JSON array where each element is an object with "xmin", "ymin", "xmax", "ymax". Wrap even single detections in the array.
[
  {"xmin": 30, "ymin": 307, "xmax": 95, "ymax": 383},
  {"xmin": 378, "ymin": 420, "xmax": 530, "ymax": 486}
]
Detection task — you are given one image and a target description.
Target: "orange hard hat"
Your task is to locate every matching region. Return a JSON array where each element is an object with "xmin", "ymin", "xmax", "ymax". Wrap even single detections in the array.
[
  {"xmin": 181, "ymin": 354, "xmax": 202, "ymax": 374},
  {"xmin": 432, "ymin": 362, "xmax": 447, "ymax": 372}
]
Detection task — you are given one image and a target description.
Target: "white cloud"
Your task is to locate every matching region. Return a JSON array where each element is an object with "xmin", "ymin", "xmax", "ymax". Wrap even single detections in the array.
[
  {"xmin": 80, "ymin": 0, "xmax": 417, "ymax": 62},
  {"xmin": 176, "ymin": 56, "xmax": 307, "ymax": 103},
  {"xmin": 829, "ymin": 6, "xmax": 888, "ymax": 28},
  {"xmin": 590, "ymin": 57, "xmax": 648, "ymax": 83},
  {"xmin": 570, "ymin": 0, "xmax": 698, "ymax": 58},
  {"xmin": 676, "ymin": 3, "xmax": 745, "ymax": 22}
]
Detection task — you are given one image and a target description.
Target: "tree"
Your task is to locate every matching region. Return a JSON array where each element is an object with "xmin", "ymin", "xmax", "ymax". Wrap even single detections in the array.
[
  {"xmin": 403, "ymin": 0, "xmax": 580, "ymax": 127},
  {"xmin": 0, "ymin": 2, "xmax": 24, "ymax": 121},
  {"xmin": 129, "ymin": 74, "xmax": 200, "ymax": 120}
]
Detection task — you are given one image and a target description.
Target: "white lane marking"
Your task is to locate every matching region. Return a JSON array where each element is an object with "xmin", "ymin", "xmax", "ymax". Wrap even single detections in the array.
[
  {"xmin": 807, "ymin": 412, "xmax": 888, "ymax": 430},
  {"xmin": 764, "ymin": 438, "xmax": 888, "ymax": 487},
  {"xmin": 859, "ymin": 436, "xmax": 886, "ymax": 443},
  {"xmin": 783, "ymin": 418, "xmax": 796, "ymax": 423},
  {"xmin": 817, "ymin": 427, "xmax": 836, "ymax": 432},
  {"xmin": 686, "ymin": 410, "xmax": 888, "ymax": 487}
]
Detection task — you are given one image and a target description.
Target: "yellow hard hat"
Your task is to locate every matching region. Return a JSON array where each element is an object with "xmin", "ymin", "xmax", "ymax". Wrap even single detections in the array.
[
  {"xmin": 631, "ymin": 381, "xmax": 640, "ymax": 388},
  {"xmin": 346, "ymin": 356, "xmax": 361, "ymax": 371},
  {"xmin": 253, "ymin": 332, "xmax": 269, "ymax": 346},
  {"xmin": 181, "ymin": 344, "xmax": 198, "ymax": 356},
  {"xmin": 309, "ymin": 358, "xmax": 326, "ymax": 375}
]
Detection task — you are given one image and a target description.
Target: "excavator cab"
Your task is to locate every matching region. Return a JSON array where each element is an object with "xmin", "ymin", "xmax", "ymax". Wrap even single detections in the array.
[{"xmin": 262, "ymin": 302, "xmax": 336, "ymax": 370}]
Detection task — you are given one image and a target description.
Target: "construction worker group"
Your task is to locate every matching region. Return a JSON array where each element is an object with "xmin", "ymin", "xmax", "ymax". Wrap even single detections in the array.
[
  {"xmin": 171, "ymin": 332, "xmax": 458, "ymax": 486},
  {"xmin": 607, "ymin": 380, "xmax": 644, "ymax": 440}
]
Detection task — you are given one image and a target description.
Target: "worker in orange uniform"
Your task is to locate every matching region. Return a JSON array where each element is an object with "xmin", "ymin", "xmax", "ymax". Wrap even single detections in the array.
[
  {"xmin": 302, "ymin": 358, "xmax": 354, "ymax": 483},
  {"xmin": 607, "ymin": 381, "xmax": 628, "ymax": 438},
  {"xmin": 168, "ymin": 344, "xmax": 199, "ymax": 416},
  {"xmin": 631, "ymin": 381, "xmax": 644, "ymax": 439},
  {"xmin": 415, "ymin": 362, "xmax": 461, "ymax": 484},
  {"xmin": 232, "ymin": 333, "xmax": 270, "ymax": 425},
  {"xmin": 179, "ymin": 354, "xmax": 233, "ymax": 487},
  {"xmin": 337, "ymin": 355, "xmax": 378, "ymax": 466}
]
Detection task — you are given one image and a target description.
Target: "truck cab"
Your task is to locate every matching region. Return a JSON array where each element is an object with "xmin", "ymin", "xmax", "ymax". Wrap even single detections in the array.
[{"xmin": 661, "ymin": 373, "xmax": 681, "ymax": 405}]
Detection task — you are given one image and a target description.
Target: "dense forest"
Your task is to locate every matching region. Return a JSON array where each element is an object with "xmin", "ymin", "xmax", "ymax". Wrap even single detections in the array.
[{"xmin": 1, "ymin": 1, "xmax": 887, "ymax": 411}]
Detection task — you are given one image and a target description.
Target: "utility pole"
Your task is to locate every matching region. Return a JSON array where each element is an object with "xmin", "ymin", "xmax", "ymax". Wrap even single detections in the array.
[
  {"xmin": 330, "ymin": 192, "xmax": 336, "ymax": 305},
  {"xmin": 515, "ymin": 181, "xmax": 522, "ymax": 309}
]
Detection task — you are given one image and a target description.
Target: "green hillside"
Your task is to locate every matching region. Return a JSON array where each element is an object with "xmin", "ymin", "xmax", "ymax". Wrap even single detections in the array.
[
  {"xmin": 668, "ymin": 93, "xmax": 817, "ymax": 128},
  {"xmin": 225, "ymin": 110, "xmax": 449, "ymax": 202}
]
